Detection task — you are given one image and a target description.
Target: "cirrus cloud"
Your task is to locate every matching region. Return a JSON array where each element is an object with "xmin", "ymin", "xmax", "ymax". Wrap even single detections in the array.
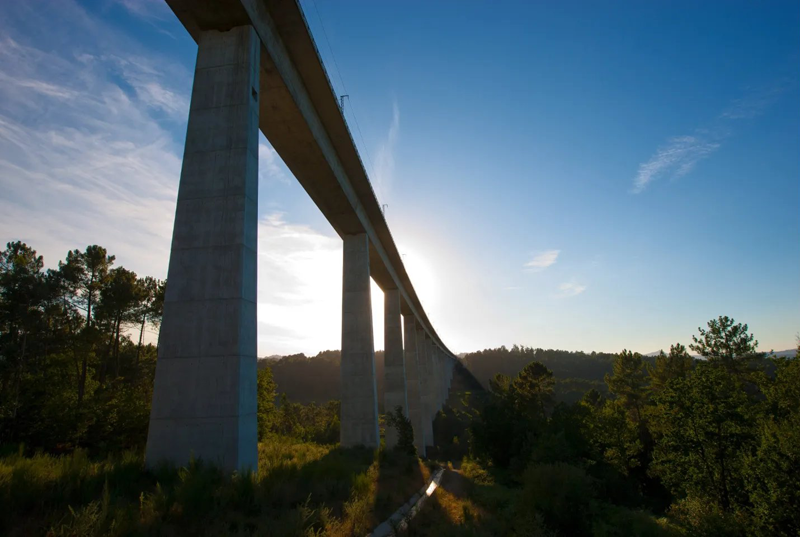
[
  {"xmin": 524, "ymin": 250, "xmax": 560, "ymax": 272},
  {"xmin": 558, "ymin": 281, "xmax": 587, "ymax": 297}
]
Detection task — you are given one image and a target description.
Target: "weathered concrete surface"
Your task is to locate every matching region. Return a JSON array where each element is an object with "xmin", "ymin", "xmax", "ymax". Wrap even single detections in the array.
[
  {"xmin": 383, "ymin": 289, "xmax": 407, "ymax": 449},
  {"xmin": 146, "ymin": 26, "xmax": 260, "ymax": 473},
  {"xmin": 341, "ymin": 233, "xmax": 379, "ymax": 448},
  {"xmin": 403, "ymin": 315, "xmax": 424, "ymax": 455}
]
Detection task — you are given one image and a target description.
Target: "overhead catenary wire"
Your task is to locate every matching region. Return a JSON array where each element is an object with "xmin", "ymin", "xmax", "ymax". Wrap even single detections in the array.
[{"xmin": 309, "ymin": 0, "xmax": 377, "ymax": 184}]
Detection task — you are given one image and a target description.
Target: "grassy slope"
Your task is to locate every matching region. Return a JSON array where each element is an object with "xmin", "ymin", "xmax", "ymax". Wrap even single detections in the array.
[
  {"xmin": 403, "ymin": 460, "xmax": 680, "ymax": 537},
  {"xmin": 0, "ymin": 438, "xmax": 429, "ymax": 536},
  {"xmin": 401, "ymin": 460, "xmax": 522, "ymax": 537}
]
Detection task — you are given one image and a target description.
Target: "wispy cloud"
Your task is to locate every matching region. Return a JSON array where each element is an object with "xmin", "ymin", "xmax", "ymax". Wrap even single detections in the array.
[
  {"xmin": 633, "ymin": 135, "xmax": 721, "ymax": 193},
  {"xmin": 632, "ymin": 86, "xmax": 785, "ymax": 193},
  {"xmin": 0, "ymin": 30, "xmax": 184, "ymax": 277},
  {"xmin": 525, "ymin": 250, "xmax": 560, "ymax": 271},
  {"xmin": 0, "ymin": 0, "xmax": 354, "ymax": 356},
  {"xmin": 114, "ymin": 0, "xmax": 173, "ymax": 21},
  {"xmin": 373, "ymin": 100, "xmax": 399, "ymax": 204},
  {"xmin": 259, "ymin": 140, "xmax": 290, "ymax": 185},
  {"xmin": 558, "ymin": 281, "xmax": 587, "ymax": 297}
]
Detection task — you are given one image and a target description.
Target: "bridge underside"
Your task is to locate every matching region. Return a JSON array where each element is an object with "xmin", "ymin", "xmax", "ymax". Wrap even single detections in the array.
[{"xmin": 146, "ymin": 0, "xmax": 471, "ymax": 471}]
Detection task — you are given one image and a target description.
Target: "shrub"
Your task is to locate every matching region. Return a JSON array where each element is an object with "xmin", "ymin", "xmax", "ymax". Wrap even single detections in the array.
[
  {"xmin": 385, "ymin": 406, "xmax": 415, "ymax": 456},
  {"xmin": 521, "ymin": 462, "xmax": 595, "ymax": 535},
  {"xmin": 668, "ymin": 496, "xmax": 747, "ymax": 537}
]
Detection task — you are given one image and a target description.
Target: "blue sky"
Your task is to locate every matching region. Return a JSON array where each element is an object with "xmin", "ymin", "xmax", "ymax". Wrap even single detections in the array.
[{"xmin": 1, "ymin": 0, "xmax": 798, "ymax": 355}]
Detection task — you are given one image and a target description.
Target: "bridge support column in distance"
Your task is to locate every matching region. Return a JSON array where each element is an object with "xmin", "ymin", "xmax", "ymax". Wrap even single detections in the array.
[
  {"xmin": 403, "ymin": 315, "xmax": 424, "ymax": 455},
  {"xmin": 340, "ymin": 233, "xmax": 379, "ymax": 448},
  {"xmin": 383, "ymin": 289, "xmax": 407, "ymax": 449},
  {"xmin": 446, "ymin": 359, "xmax": 453, "ymax": 399},
  {"xmin": 415, "ymin": 327, "xmax": 432, "ymax": 449},
  {"xmin": 439, "ymin": 351, "xmax": 447, "ymax": 409},
  {"xmin": 437, "ymin": 350, "xmax": 445, "ymax": 411},
  {"xmin": 432, "ymin": 347, "xmax": 442, "ymax": 413},
  {"xmin": 441, "ymin": 353, "xmax": 449, "ymax": 407},
  {"xmin": 146, "ymin": 26, "xmax": 261, "ymax": 473},
  {"xmin": 423, "ymin": 336, "xmax": 436, "ymax": 447}
]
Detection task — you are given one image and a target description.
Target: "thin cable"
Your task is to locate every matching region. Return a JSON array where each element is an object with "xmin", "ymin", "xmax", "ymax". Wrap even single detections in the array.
[{"xmin": 309, "ymin": 0, "xmax": 377, "ymax": 183}]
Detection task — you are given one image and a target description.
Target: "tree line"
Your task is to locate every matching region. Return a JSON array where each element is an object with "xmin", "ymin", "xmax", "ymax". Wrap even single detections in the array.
[
  {"xmin": 0, "ymin": 241, "xmax": 164, "ymax": 452},
  {"xmin": 464, "ymin": 316, "xmax": 799, "ymax": 536}
]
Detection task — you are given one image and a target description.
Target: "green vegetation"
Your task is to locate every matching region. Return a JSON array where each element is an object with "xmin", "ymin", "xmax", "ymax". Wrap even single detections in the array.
[
  {"xmin": 0, "ymin": 242, "xmax": 163, "ymax": 453},
  {"xmin": 407, "ymin": 316, "xmax": 800, "ymax": 537},
  {"xmin": 2, "ymin": 241, "xmax": 797, "ymax": 536},
  {"xmin": 0, "ymin": 240, "xmax": 430, "ymax": 536},
  {"xmin": 385, "ymin": 405, "xmax": 416, "ymax": 457},
  {"xmin": 0, "ymin": 440, "xmax": 428, "ymax": 536}
]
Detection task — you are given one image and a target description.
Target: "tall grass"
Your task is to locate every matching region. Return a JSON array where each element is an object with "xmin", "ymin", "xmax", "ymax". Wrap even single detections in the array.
[{"xmin": 0, "ymin": 439, "xmax": 426, "ymax": 536}]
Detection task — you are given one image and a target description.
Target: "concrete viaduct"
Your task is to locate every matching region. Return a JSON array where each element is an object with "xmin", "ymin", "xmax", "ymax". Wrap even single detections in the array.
[{"xmin": 145, "ymin": 0, "xmax": 471, "ymax": 472}]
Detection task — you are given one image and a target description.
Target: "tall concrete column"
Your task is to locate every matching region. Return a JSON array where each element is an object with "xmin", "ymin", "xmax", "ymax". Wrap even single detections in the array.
[
  {"xmin": 146, "ymin": 26, "xmax": 260, "ymax": 473},
  {"xmin": 439, "ymin": 349, "xmax": 447, "ymax": 408},
  {"xmin": 437, "ymin": 350, "xmax": 445, "ymax": 411},
  {"xmin": 383, "ymin": 289, "xmax": 407, "ymax": 449},
  {"xmin": 423, "ymin": 336, "xmax": 436, "ymax": 446},
  {"xmin": 442, "ymin": 354, "xmax": 449, "ymax": 407},
  {"xmin": 431, "ymin": 347, "xmax": 440, "ymax": 413},
  {"xmin": 415, "ymin": 327, "xmax": 432, "ymax": 448},
  {"xmin": 446, "ymin": 359, "xmax": 453, "ymax": 393},
  {"xmin": 433, "ymin": 344, "xmax": 442, "ymax": 412},
  {"xmin": 403, "ymin": 315, "xmax": 424, "ymax": 456},
  {"xmin": 340, "ymin": 233, "xmax": 379, "ymax": 448}
]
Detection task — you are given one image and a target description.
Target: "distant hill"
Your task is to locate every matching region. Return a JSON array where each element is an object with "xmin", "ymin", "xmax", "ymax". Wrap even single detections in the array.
[
  {"xmin": 645, "ymin": 349, "xmax": 796, "ymax": 358},
  {"xmin": 257, "ymin": 346, "xmax": 796, "ymax": 408},
  {"xmin": 768, "ymin": 349, "xmax": 797, "ymax": 358},
  {"xmin": 259, "ymin": 349, "xmax": 481, "ymax": 409}
]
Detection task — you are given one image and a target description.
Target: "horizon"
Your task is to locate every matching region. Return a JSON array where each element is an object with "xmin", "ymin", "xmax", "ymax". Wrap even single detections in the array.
[{"xmin": 1, "ymin": 0, "xmax": 798, "ymax": 356}]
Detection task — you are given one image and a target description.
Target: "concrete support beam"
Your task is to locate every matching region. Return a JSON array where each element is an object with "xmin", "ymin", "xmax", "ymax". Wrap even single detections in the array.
[
  {"xmin": 403, "ymin": 315, "xmax": 424, "ymax": 456},
  {"xmin": 383, "ymin": 289, "xmax": 407, "ymax": 449},
  {"xmin": 146, "ymin": 25, "xmax": 260, "ymax": 473},
  {"xmin": 340, "ymin": 233, "xmax": 379, "ymax": 448}
]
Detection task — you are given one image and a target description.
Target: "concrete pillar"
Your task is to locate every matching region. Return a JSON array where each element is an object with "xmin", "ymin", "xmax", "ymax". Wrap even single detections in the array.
[
  {"xmin": 403, "ymin": 315, "xmax": 424, "ymax": 456},
  {"xmin": 415, "ymin": 327, "xmax": 432, "ymax": 448},
  {"xmin": 340, "ymin": 233, "xmax": 379, "ymax": 448},
  {"xmin": 383, "ymin": 289, "xmax": 407, "ymax": 449},
  {"xmin": 442, "ymin": 356, "xmax": 449, "ymax": 407},
  {"xmin": 423, "ymin": 336, "xmax": 436, "ymax": 446},
  {"xmin": 431, "ymin": 346, "xmax": 441, "ymax": 413},
  {"xmin": 446, "ymin": 358, "xmax": 453, "ymax": 392},
  {"xmin": 146, "ymin": 26, "xmax": 261, "ymax": 473},
  {"xmin": 435, "ymin": 345, "xmax": 444, "ymax": 413},
  {"xmin": 437, "ymin": 350, "xmax": 446, "ymax": 410}
]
